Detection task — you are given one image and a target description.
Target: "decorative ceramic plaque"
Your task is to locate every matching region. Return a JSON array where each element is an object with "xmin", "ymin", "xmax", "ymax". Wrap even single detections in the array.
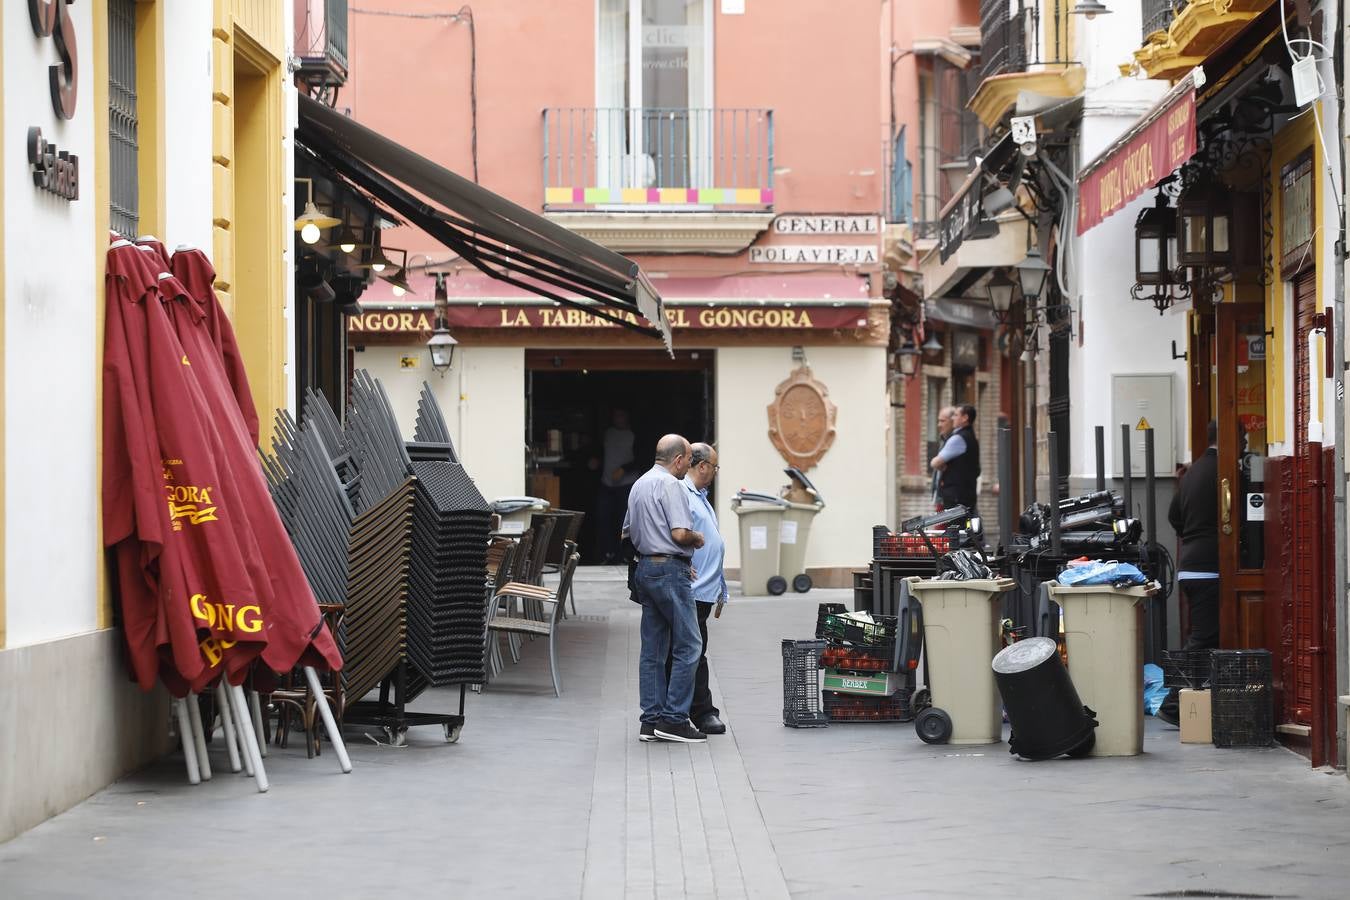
[{"xmin": 766, "ymin": 366, "xmax": 837, "ymax": 471}]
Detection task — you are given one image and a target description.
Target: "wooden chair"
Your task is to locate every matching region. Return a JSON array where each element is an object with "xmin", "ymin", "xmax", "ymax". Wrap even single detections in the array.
[
  {"xmin": 269, "ymin": 603, "xmax": 346, "ymax": 759},
  {"xmin": 486, "ymin": 553, "xmax": 579, "ymax": 697}
]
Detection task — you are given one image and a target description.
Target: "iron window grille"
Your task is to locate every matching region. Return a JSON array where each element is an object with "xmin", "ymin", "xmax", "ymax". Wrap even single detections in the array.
[{"xmin": 109, "ymin": 0, "xmax": 139, "ymax": 238}]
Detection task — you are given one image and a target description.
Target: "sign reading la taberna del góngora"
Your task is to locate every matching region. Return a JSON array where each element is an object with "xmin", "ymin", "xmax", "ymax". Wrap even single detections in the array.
[{"xmin": 349, "ymin": 304, "xmax": 874, "ymax": 335}]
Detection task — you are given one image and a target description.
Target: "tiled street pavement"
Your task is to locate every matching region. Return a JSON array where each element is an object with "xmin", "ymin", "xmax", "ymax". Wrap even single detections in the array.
[{"xmin": 3, "ymin": 568, "xmax": 1349, "ymax": 898}]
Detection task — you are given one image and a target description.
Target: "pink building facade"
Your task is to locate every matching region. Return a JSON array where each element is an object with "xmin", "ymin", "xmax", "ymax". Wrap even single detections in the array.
[{"xmin": 294, "ymin": 0, "xmax": 986, "ymax": 581}]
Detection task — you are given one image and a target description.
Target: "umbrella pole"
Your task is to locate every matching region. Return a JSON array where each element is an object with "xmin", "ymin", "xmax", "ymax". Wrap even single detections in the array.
[
  {"xmin": 230, "ymin": 684, "xmax": 269, "ymax": 793},
  {"xmin": 249, "ymin": 691, "xmax": 268, "ymax": 759},
  {"xmin": 185, "ymin": 694, "xmax": 212, "ymax": 781},
  {"xmin": 304, "ymin": 666, "xmax": 352, "ymax": 774},
  {"xmin": 172, "ymin": 698, "xmax": 201, "ymax": 786},
  {"xmin": 215, "ymin": 681, "xmax": 243, "ymax": 774}
]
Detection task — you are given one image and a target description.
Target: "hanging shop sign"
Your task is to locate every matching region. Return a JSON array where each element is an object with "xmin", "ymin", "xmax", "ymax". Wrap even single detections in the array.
[
  {"xmin": 748, "ymin": 245, "xmax": 879, "ymax": 265},
  {"xmin": 772, "ymin": 215, "xmax": 879, "ymax": 235},
  {"xmin": 937, "ymin": 133, "xmax": 1016, "ymax": 263},
  {"xmin": 1076, "ymin": 74, "xmax": 1199, "ymax": 235},
  {"xmin": 951, "ymin": 331, "xmax": 980, "ymax": 369},
  {"xmin": 1279, "ymin": 149, "xmax": 1314, "ymax": 278},
  {"xmin": 348, "ymin": 304, "xmax": 873, "ymax": 335},
  {"xmin": 24, "ymin": 0, "xmax": 81, "ymax": 201}
]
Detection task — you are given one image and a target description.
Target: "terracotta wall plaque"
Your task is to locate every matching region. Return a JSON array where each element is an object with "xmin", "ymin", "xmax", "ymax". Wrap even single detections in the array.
[{"xmin": 766, "ymin": 366, "xmax": 837, "ymax": 471}]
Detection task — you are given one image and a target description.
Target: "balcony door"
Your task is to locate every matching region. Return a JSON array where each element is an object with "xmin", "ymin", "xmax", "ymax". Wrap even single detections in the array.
[{"xmin": 597, "ymin": 0, "xmax": 713, "ymax": 193}]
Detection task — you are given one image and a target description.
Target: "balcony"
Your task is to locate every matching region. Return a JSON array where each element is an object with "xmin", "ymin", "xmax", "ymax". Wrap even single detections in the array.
[
  {"xmin": 1142, "ymin": 0, "xmax": 1187, "ymax": 41},
  {"xmin": 542, "ymin": 108, "xmax": 773, "ymax": 211},
  {"xmin": 1135, "ymin": 0, "xmax": 1272, "ymax": 81},
  {"xmin": 295, "ymin": 0, "xmax": 349, "ymax": 93},
  {"xmin": 969, "ymin": 0, "xmax": 1084, "ymax": 128}
]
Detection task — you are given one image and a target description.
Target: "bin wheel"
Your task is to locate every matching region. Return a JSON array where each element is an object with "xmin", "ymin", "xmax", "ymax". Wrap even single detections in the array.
[
  {"xmin": 915, "ymin": 707, "xmax": 953, "ymax": 744},
  {"xmin": 1066, "ymin": 732, "xmax": 1095, "ymax": 758},
  {"xmin": 910, "ymin": 688, "xmax": 931, "ymax": 712},
  {"xmin": 791, "ymin": 574, "xmax": 813, "ymax": 593},
  {"xmin": 443, "ymin": 723, "xmax": 463, "ymax": 744},
  {"xmin": 767, "ymin": 576, "xmax": 788, "ymax": 596}
]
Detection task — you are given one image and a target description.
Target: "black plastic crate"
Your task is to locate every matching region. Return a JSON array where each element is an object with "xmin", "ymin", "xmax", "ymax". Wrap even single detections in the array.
[
  {"xmin": 1210, "ymin": 650, "xmax": 1274, "ymax": 748},
  {"xmin": 823, "ymin": 689, "xmax": 914, "ymax": 723},
  {"xmin": 1162, "ymin": 648, "xmax": 1213, "ymax": 690},
  {"xmin": 782, "ymin": 639, "xmax": 829, "ymax": 728},
  {"xmin": 815, "ymin": 604, "xmax": 898, "ymax": 646}
]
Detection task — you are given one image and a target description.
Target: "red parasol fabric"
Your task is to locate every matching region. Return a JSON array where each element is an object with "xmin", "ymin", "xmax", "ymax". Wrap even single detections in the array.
[{"xmin": 168, "ymin": 247, "xmax": 260, "ymax": 446}]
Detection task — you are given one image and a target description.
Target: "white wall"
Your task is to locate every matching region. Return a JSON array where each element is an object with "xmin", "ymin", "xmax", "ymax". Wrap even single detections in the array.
[
  {"xmin": 356, "ymin": 344, "xmax": 526, "ymax": 500},
  {"xmin": 1069, "ymin": 82, "xmax": 1188, "ymax": 480},
  {"xmin": 4, "ymin": 3, "xmax": 100, "ymax": 645},
  {"xmin": 163, "ymin": 1, "xmax": 213, "ymax": 252},
  {"xmin": 715, "ymin": 345, "xmax": 888, "ymax": 571}
]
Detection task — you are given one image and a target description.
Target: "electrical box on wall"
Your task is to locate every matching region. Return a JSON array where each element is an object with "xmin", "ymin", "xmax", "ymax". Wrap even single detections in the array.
[{"xmin": 1111, "ymin": 374, "xmax": 1176, "ymax": 476}]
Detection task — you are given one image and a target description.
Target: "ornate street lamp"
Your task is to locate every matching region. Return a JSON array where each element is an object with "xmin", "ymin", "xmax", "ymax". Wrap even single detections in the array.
[
  {"xmin": 1015, "ymin": 247, "xmax": 1052, "ymax": 304},
  {"xmin": 1134, "ymin": 191, "xmax": 1178, "ymax": 285},
  {"xmin": 985, "ymin": 270, "xmax": 1016, "ymax": 323},
  {"xmin": 427, "ymin": 274, "xmax": 458, "ymax": 374},
  {"xmin": 895, "ymin": 342, "xmax": 921, "ymax": 377},
  {"xmin": 1177, "ymin": 177, "xmax": 1232, "ymax": 268}
]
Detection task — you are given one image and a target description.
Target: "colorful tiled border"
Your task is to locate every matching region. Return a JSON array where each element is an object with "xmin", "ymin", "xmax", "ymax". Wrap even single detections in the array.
[{"xmin": 544, "ymin": 186, "xmax": 772, "ymax": 206}]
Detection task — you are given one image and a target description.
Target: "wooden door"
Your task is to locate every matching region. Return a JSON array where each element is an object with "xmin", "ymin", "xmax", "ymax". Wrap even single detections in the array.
[
  {"xmin": 1215, "ymin": 302, "xmax": 1268, "ymax": 649},
  {"xmin": 1288, "ymin": 270, "xmax": 1318, "ymax": 726}
]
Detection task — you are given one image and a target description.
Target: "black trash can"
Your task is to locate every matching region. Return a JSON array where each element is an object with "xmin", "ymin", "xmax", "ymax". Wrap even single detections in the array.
[{"xmin": 992, "ymin": 637, "xmax": 1097, "ymax": 760}]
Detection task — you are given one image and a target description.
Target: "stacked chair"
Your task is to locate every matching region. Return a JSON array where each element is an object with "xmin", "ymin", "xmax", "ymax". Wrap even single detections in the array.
[{"xmin": 261, "ymin": 374, "xmax": 489, "ymax": 746}]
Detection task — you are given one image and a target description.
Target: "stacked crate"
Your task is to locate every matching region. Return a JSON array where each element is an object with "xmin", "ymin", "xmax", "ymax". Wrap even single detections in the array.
[{"xmin": 815, "ymin": 604, "xmax": 921, "ymax": 723}]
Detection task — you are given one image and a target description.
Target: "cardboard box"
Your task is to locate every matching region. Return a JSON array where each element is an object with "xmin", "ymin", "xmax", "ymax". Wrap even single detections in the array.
[{"xmin": 1180, "ymin": 688, "xmax": 1212, "ymax": 744}]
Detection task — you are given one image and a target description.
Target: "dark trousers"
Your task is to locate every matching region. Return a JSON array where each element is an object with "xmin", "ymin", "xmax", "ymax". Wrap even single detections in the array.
[
  {"xmin": 1160, "ymin": 578, "xmax": 1221, "ymax": 719},
  {"xmin": 1179, "ymin": 579, "xmax": 1220, "ymax": 650},
  {"xmin": 665, "ymin": 601, "xmax": 718, "ymax": 723},
  {"xmin": 595, "ymin": 484, "xmax": 631, "ymax": 563}
]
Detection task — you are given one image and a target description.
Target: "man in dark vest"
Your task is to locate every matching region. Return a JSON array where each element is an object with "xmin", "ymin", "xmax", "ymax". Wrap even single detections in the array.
[{"xmin": 930, "ymin": 404, "xmax": 980, "ymax": 514}]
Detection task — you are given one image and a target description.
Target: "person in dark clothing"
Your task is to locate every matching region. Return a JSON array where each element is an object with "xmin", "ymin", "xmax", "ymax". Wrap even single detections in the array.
[
  {"xmin": 1158, "ymin": 419, "xmax": 1223, "ymax": 726},
  {"xmin": 931, "ymin": 404, "xmax": 981, "ymax": 513}
]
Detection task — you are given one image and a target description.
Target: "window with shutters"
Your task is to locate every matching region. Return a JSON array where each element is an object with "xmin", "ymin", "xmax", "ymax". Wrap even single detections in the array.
[{"xmin": 109, "ymin": 0, "xmax": 139, "ymax": 238}]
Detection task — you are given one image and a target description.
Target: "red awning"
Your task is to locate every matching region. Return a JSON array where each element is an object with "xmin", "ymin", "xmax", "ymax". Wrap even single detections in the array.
[{"xmin": 1076, "ymin": 68, "xmax": 1205, "ymax": 235}]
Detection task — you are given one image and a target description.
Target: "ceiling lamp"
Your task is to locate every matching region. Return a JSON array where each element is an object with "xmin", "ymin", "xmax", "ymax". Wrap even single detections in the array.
[
  {"xmin": 293, "ymin": 178, "xmax": 342, "ymax": 244},
  {"xmin": 1070, "ymin": 0, "xmax": 1111, "ymax": 18}
]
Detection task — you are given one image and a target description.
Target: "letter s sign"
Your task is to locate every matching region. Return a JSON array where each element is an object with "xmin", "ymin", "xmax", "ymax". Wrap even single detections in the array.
[{"xmin": 29, "ymin": 0, "xmax": 79, "ymax": 120}]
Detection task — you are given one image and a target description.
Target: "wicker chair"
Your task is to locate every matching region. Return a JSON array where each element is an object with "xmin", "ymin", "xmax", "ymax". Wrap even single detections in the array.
[{"xmin": 487, "ymin": 552, "xmax": 580, "ymax": 697}]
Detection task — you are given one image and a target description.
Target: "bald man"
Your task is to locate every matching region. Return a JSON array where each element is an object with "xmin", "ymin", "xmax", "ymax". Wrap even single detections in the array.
[{"xmin": 623, "ymin": 434, "xmax": 707, "ymax": 743}]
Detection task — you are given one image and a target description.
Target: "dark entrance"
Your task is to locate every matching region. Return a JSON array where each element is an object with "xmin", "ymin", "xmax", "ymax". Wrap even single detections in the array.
[{"xmin": 525, "ymin": 349, "xmax": 714, "ymax": 564}]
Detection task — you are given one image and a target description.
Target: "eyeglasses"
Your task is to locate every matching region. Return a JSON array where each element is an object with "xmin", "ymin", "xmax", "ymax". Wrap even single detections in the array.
[{"xmin": 700, "ymin": 461, "xmax": 720, "ymax": 471}]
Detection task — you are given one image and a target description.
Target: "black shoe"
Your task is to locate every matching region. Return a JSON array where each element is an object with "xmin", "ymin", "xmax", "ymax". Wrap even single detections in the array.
[
  {"xmin": 654, "ymin": 720, "xmax": 707, "ymax": 743},
  {"xmin": 639, "ymin": 723, "xmax": 659, "ymax": 742},
  {"xmin": 1156, "ymin": 706, "xmax": 1180, "ymax": 727},
  {"xmin": 695, "ymin": 714, "xmax": 726, "ymax": 735}
]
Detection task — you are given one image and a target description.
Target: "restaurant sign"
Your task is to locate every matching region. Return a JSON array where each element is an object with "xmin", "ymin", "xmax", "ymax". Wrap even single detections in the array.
[
  {"xmin": 1076, "ymin": 78, "xmax": 1198, "ymax": 235},
  {"xmin": 748, "ymin": 245, "xmax": 879, "ymax": 264},
  {"xmin": 349, "ymin": 304, "xmax": 873, "ymax": 335},
  {"xmin": 25, "ymin": 0, "xmax": 81, "ymax": 201}
]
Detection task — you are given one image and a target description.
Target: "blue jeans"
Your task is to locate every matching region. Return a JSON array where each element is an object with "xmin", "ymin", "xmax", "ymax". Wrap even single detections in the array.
[{"xmin": 636, "ymin": 556, "xmax": 701, "ymax": 725}]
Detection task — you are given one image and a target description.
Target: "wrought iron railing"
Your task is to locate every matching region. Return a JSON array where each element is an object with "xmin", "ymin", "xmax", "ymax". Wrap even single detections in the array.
[
  {"xmin": 1142, "ymin": 0, "xmax": 1187, "ymax": 40},
  {"xmin": 542, "ymin": 107, "xmax": 773, "ymax": 209},
  {"xmin": 979, "ymin": 0, "xmax": 1074, "ymax": 82},
  {"xmin": 296, "ymin": 0, "xmax": 349, "ymax": 86}
]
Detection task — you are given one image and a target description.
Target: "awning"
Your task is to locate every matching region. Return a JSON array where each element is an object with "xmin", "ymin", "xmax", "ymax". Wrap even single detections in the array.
[
  {"xmin": 937, "ymin": 133, "xmax": 1018, "ymax": 263},
  {"xmin": 296, "ymin": 96, "xmax": 672, "ymax": 350},
  {"xmin": 1075, "ymin": 67, "xmax": 1206, "ymax": 235}
]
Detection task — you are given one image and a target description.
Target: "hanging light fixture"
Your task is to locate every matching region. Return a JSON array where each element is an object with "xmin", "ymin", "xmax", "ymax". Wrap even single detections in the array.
[
  {"xmin": 379, "ymin": 249, "xmax": 414, "ymax": 297},
  {"xmin": 1176, "ymin": 176, "xmax": 1232, "ymax": 268},
  {"xmin": 1015, "ymin": 247, "xmax": 1052, "ymax": 304},
  {"xmin": 335, "ymin": 221, "xmax": 360, "ymax": 254},
  {"xmin": 895, "ymin": 341, "xmax": 921, "ymax": 377},
  {"xmin": 985, "ymin": 270, "xmax": 1017, "ymax": 322},
  {"xmin": 293, "ymin": 178, "xmax": 342, "ymax": 244},
  {"xmin": 921, "ymin": 331, "xmax": 943, "ymax": 354},
  {"xmin": 427, "ymin": 274, "xmax": 458, "ymax": 374},
  {"xmin": 1134, "ymin": 190, "xmax": 1178, "ymax": 285},
  {"xmin": 356, "ymin": 230, "xmax": 394, "ymax": 273},
  {"xmin": 1070, "ymin": 0, "xmax": 1112, "ymax": 19}
]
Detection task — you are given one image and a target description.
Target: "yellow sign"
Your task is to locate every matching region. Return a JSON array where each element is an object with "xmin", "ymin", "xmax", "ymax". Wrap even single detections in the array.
[
  {"xmin": 400, "ymin": 356, "xmax": 421, "ymax": 369},
  {"xmin": 1136, "ymin": 417, "xmax": 1152, "ymax": 431}
]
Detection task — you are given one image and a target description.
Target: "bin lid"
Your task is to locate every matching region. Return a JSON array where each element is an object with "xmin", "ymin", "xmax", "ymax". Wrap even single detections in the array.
[
  {"xmin": 733, "ymin": 491, "xmax": 788, "ymax": 507},
  {"xmin": 783, "ymin": 467, "xmax": 824, "ymax": 505},
  {"xmin": 1045, "ymin": 581, "xmax": 1159, "ymax": 599},
  {"xmin": 992, "ymin": 637, "xmax": 1058, "ymax": 674},
  {"xmin": 905, "ymin": 576, "xmax": 1017, "ymax": 594}
]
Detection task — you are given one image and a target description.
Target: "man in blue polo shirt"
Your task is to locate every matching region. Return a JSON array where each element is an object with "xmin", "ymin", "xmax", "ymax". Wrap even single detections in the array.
[{"xmin": 665, "ymin": 442, "xmax": 729, "ymax": 735}]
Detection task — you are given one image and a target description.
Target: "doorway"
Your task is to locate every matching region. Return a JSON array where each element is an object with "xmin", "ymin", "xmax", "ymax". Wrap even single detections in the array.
[{"xmin": 526, "ymin": 349, "xmax": 714, "ymax": 563}]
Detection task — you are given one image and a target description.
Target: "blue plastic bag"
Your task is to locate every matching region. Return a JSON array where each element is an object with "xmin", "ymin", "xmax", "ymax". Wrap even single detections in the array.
[
  {"xmin": 1057, "ymin": 561, "xmax": 1147, "ymax": 587},
  {"xmin": 1143, "ymin": 663, "xmax": 1167, "ymax": 715}
]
